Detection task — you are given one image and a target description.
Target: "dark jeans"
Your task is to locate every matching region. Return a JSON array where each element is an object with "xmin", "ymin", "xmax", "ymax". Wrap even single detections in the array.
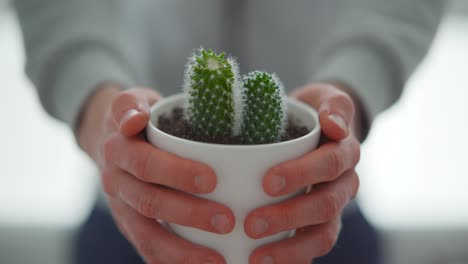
[{"xmin": 73, "ymin": 205, "xmax": 381, "ymax": 264}]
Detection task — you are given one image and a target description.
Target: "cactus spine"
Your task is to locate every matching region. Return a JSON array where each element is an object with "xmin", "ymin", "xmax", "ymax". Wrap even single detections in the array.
[
  {"xmin": 183, "ymin": 49, "xmax": 242, "ymax": 139},
  {"xmin": 241, "ymin": 71, "xmax": 287, "ymax": 144}
]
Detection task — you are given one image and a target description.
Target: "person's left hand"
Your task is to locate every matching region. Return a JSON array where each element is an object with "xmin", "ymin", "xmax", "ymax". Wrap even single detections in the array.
[{"xmin": 244, "ymin": 83, "xmax": 361, "ymax": 264}]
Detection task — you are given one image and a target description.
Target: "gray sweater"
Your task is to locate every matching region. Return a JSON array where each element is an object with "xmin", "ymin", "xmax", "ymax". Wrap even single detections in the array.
[{"xmin": 13, "ymin": 0, "xmax": 444, "ymax": 135}]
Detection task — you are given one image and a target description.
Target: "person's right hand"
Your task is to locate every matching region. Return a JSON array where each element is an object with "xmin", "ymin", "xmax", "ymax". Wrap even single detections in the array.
[{"xmin": 77, "ymin": 83, "xmax": 234, "ymax": 264}]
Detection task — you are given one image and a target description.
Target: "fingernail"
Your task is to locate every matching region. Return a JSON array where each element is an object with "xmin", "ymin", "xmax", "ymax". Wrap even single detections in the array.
[
  {"xmin": 328, "ymin": 114, "xmax": 348, "ymax": 134},
  {"xmin": 195, "ymin": 175, "xmax": 209, "ymax": 192},
  {"xmin": 251, "ymin": 217, "xmax": 269, "ymax": 236},
  {"xmin": 261, "ymin": 256, "xmax": 274, "ymax": 264},
  {"xmin": 270, "ymin": 175, "xmax": 286, "ymax": 194},
  {"xmin": 211, "ymin": 213, "xmax": 230, "ymax": 233},
  {"xmin": 120, "ymin": 109, "xmax": 140, "ymax": 126},
  {"xmin": 138, "ymin": 102, "xmax": 150, "ymax": 112}
]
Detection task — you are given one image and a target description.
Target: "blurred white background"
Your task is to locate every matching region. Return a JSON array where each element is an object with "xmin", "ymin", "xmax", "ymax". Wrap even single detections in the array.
[
  {"xmin": 359, "ymin": 8, "xmax": 468, "ymax": 229},
  {"xmin": 1, "ymin": 1, "xmax": 467, "ymax": 264}
]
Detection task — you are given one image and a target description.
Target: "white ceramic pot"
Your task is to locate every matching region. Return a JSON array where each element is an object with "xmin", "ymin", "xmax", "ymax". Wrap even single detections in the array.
[{"xmin": 146, "ymin": 93, "xmax": 321, "ymax": 263}]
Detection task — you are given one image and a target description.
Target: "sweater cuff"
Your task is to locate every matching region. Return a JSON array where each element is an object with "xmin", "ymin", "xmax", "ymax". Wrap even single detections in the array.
[
  {"xmin": 48, "ymin": 47, "xmax": 135, "ymax": 130},
  {"xmin": 311, "ymin": 44, "xmax": 401, "ymax": 138}
]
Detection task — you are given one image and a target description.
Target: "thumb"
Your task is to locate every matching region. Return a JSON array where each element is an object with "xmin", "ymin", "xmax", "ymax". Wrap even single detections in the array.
[
  {"xmin": 291, "ymin": 84, "xmax": 354, "ymax": 141},
  {"xmin": 111, "ymin": 88, "xmax": 161, "ymax": 137}
]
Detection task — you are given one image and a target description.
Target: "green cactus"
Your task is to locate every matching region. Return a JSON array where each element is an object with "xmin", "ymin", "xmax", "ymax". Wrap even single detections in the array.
[
  {"xmin": 182, "ymin": 49, "xmax": 288, "ymax": 144},
  {"xmin": 183, "ymin": 48, "xmax": 243, "ymax": 139},
  {"xmin": 241, "ymin": 71, "xmax": 287, "ymax": 144}
]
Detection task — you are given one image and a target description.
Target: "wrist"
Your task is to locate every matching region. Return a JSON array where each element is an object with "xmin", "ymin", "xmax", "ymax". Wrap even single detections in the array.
[{"xmin": 77, "ymin": 82, "xmax": 122, "ymax": 160}]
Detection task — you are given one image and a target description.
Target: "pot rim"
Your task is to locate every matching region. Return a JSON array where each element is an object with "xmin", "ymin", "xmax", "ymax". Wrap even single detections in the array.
[{"xmin": 147, "ymin": 93, "xmax": 320, "ymax": 150}]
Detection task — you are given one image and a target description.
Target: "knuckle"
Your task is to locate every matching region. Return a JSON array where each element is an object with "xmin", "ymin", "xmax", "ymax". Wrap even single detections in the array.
[
  {"xmin": 326, "ymin": 149, "xmax": 344, "ymax": 178},
  {"xmin": 184, "ymin": 204, "xmax": 199, "ymax": 221},
  {"xmin": 317, "ymin": 227, "xmax": 338, "ymax": 256},
  {"xmin": 293, "ymin": 162, "xmax": 310, "ymax": 187},
  {"xmin": 289, "ymin": 211, "xmax": 306, "ymax": 231},
  {"xmin": 136, "ymin": 190, "xmax": 162, "ymax": 219},
  {"xmin": 134, "ymin": 151, "xmax": 153, "ymax": 182},
  {"xmin": 320, "ymin": 192, "xmax": 341, "ymax": 221},
  {"xmin": 278, "ymin": 205, "xmax": 298, "ymax": 230}
]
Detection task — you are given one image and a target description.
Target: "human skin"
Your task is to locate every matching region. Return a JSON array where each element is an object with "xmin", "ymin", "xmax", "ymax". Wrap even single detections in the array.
[
  {"xmin": 77, "ymin": 82, "xmax": 361, "ymax": 264},
  {"xmin": 246, "ymin": 83, "xmax": 361, "ymax": 264}
]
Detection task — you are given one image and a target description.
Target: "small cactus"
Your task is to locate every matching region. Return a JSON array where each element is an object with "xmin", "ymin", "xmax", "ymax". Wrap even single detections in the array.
[
  {"xmin": 241, "ymin": 71, "xmax": 287, "ymax": 144},
  {"xmin": 183, "ymin": 49, "xmax": 243, "ymax": 139}
]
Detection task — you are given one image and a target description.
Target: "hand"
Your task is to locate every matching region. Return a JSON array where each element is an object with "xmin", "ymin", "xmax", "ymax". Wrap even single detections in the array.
[
  {"xmin": 77, "ymin": 83, "xmax": 234, "ymax": 264},
  {"xmin": 244, "ymin": 83, "xmax": 361, "ymax": 264}
]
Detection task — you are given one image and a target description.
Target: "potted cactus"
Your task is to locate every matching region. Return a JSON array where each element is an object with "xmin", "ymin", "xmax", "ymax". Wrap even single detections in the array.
[{"xmin": 146, "ymin": 49, "xmax": 321, "ymax": 263}]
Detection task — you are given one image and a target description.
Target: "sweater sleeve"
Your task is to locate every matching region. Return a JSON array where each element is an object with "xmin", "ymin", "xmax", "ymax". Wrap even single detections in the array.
[
  {"xmin": 308, "ymin": 0, "xmax": 445, "ymax": 137},
  {"xmin": 13, "ymin": 0, "xmax": 136, "ymax": 129}
]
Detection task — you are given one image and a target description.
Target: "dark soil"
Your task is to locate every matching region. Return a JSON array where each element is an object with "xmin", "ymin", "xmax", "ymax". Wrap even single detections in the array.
[{"xmin": 157, "ymin": 107, "xmax": 310, "ymax": 145}]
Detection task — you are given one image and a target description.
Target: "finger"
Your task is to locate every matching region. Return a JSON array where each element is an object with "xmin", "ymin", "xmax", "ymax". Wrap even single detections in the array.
[
  {"xmin": 111, "ymin": 88, "xmax": 161, "ymax": 137},
  {"xmin": 291, "ymin": 84, "xmax": 354, "ymax": 141},
  {"xmin": 102, "ymin": 168, "xmax": 235, "ymax": 234},
  {"xmin": 103, "ymin": 134, "xmax": 217, "ymax": 193},
  {"xmin": 246, "ymin": 170, "xmax": 358, "ymax": 239},
  {"xmin": 249, "ymin": 218, "xmax": 342, "ymax": 264},
  {"xmin": 108, "ymin": 197, "xmax": 227, "ymax": 264},
  {"xmin": 263, "ymin": 136, "xmax": 360, "ymax": 196}
]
